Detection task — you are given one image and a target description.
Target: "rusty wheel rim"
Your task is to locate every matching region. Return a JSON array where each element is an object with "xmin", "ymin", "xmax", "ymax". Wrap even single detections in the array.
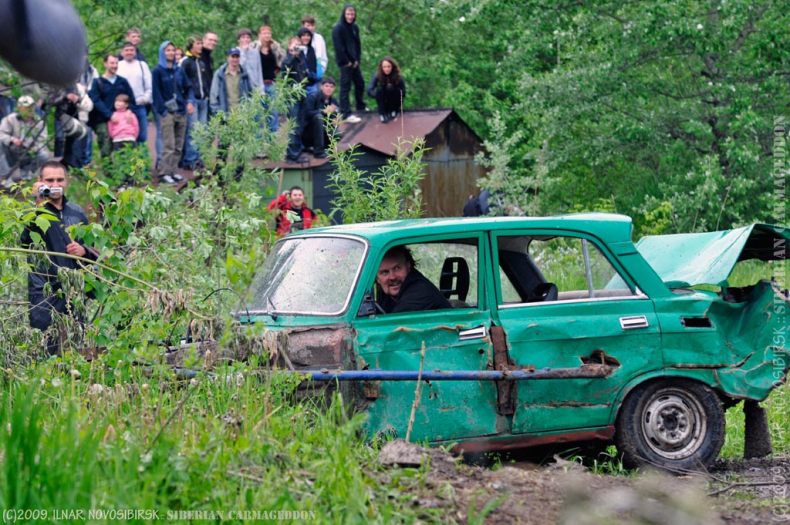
[{"xmin": 641, "ymin": 388, "xmax": 706, "ymax": 461}]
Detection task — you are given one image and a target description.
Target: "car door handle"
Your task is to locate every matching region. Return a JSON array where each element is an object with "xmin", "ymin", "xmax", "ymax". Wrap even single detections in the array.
[
  {"xmin": 620, "ymin": 315, "xmax": 649, "ymax": 330},
  {"xmin": 459, "ymin": 325, "xmax": 487, "ymax": 341}
]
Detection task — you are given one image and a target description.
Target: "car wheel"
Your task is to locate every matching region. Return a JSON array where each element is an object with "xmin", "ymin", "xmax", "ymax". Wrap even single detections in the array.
[{"xmin": 615, "ymin": 379, "xmax": 724, "ymax": 471}]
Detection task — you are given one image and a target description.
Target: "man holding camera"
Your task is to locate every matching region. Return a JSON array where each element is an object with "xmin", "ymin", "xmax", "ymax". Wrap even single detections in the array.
[
  {"xmin": 22, "ymin": 161, "xmax": 98, "ymax": 353},
  {"xmin": 0, "ymin": 95, "xmax": 50, "ymax": 189}
]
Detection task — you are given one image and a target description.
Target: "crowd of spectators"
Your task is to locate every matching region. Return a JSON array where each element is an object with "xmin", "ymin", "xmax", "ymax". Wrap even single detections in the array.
[{"xmin": 0, "ymin": 5, "xmax": 408, "ymax": 187}]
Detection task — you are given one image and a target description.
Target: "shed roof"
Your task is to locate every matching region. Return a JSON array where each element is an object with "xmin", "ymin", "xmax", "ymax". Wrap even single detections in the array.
[{"xmin": 262, "ymin": 109, "xmax": 458, "ymax": 170}]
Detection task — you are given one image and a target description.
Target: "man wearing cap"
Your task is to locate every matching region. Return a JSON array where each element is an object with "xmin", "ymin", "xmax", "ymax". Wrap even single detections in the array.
[
  {"xmin": 210, "ymin": 48, "xmax": 252, "ymax": 114},
  {"xmin": 0, "ymin": 95, "xmax": 50, "ymax": 188}
]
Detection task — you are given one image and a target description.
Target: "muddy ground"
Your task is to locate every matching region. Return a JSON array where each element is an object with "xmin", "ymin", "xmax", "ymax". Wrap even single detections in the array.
[{"xmin": 378, "ymin": 441, "xmax": 790, "ymax": 524}]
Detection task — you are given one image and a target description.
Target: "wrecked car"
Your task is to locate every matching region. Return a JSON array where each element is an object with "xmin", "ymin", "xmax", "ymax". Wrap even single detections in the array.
[{"xmin": 240, "ymin": 214, "xmax": 789, "ymax": 470}]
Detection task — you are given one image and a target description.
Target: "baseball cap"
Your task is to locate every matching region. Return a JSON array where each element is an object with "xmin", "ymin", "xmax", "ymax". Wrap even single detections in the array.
[
  {"xmin": 227, "ymin": 47, "xmax": 241, "ymax": 56},
  {"xmin": 17, "ymin": 95, "xmax": 35, "ymax": 107}
]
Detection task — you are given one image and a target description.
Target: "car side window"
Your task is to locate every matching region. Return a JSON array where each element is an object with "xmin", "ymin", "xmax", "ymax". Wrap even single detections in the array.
[
  {"xmin": 497, "ymin": 235, "xmax": 635, "ymax": 304},
  {"xmin": 362, "ymin": 238, "xmax": 480, "ymax": 317},
  {"xmin": 408, "ymin": 240, "xmax": 479, "ymax": 308}
]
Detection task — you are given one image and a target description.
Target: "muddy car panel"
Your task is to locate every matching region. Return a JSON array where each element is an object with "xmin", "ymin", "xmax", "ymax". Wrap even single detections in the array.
[{"xmin": 243, "ymin": 214, "xmax": 790, "ymax": 449}]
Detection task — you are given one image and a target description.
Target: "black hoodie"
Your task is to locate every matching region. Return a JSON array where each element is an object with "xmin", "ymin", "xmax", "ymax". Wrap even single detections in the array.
[{"xmin": 331, "ymin": 4, "xmax": 361, "ymax": 67}]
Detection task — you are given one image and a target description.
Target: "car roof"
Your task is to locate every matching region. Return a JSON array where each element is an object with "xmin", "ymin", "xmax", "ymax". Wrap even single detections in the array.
[{"xmin": 293, "ymin": 213, "xmax": 634, "ymax": 245}]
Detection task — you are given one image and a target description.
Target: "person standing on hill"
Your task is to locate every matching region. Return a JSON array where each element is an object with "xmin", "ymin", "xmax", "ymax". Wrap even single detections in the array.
[
  {"xmin": 116, "ymin": 41, "xmax": 152, "ymax": 144},
  {"xmin": 88, "ymin": 54, "xmax": 136, "ymax": 158},
  {"xmin": 332, "ymin": 4, "xmax": 365, "ymax": 123},
  {"xmin": 181, "ymin": 36, "xmax": 210, "ymax": 169},
  {"xmin": 152, "ymin": 41, "xmax": 195, "ymax": 184},
  {"xmin": 301, "ymin": 15, "xmax": 328, "ymax": 79},
  {"xmin": 243, "ymin": 26, "xmax": 286, "ymax": 132}
]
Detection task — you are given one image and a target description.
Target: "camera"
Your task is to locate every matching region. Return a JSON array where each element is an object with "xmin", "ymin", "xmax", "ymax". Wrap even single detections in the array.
[
  {"xmin": 38, "ymin": 185, "xmax": 63, "ymax": 199},
  {"xmin": 57, "ymin": 112, "xmax": 88, "ymax": 139}
]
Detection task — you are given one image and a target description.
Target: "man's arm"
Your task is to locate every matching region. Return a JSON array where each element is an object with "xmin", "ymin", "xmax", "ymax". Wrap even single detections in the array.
[
  {"xmin": 141, "ymin": 62, "xmax": 153, "ymax": 104},
  {"xmin": 331, "ymin": 25, "xmax": 349, "ymax": 66},
  {"xmin": 313, "ymin": 33, "xmax": 328, "ymax": 71},
  {"xmin": 151, "ymin": 69, "xmax": 165, "ymax": 115},
  {"xmin": 267, "ymin": 192, "xmax": 288, "ymax": 212},
  {"xmin": 209, "ymin": 70, "xmax": 222, "ymax": 114},
  {"xmin": 88, "ymin": 79, "xmax": 112, "ymax": 120},
  {"xmin": 0, "ymin": 115, "xmax": 14, "ymax": 146}
]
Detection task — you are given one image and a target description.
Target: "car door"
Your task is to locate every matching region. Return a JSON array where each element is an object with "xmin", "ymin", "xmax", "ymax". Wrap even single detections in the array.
[
  {"xmin": 491, "ymin": 230, "xmax": 662, "ymax": 434},
  {"xmin": 351, "ymin": 234, "xmax": 501, "ymax": 443}
]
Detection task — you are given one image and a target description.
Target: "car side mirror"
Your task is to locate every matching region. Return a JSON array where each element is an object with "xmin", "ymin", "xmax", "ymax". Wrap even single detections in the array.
[{"xmin": 357, "ymin": 289, "xmax": 384, "ymax": 317}]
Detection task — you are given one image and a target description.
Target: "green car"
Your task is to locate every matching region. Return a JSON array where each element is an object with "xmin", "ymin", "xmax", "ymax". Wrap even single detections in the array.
[{"xmin": 241, "ymin": 213, "xmax": 789, "ymax": 470}]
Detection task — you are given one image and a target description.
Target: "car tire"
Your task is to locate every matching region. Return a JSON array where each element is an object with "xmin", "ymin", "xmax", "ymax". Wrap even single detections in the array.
[{"xmin": 615, "ymin": 379, "xmax": 725, "ymax": 471}]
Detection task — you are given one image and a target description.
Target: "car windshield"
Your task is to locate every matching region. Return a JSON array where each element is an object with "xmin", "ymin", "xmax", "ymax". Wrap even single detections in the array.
[{"xmin": 244, "ymin": 236, "xmax": 366, "ymax": 316}]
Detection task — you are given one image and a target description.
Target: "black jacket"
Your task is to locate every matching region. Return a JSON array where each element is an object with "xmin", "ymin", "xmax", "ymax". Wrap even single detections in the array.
[
  {"xmin": 282, "ymin": 52, "xmax": 311, "ymax": 87},
  {"xmin": 21, "ymin": 199, "xmax": 98, "ymax": 330},
  {"xmin": 88, "ymin": 76, "xmax": 136, "ymax": 126},
  {"xmin": 182, "ymin": 55, "xmax": 209, "ymax": 99},
  {"xmin": 305, "ymin": 90, "xmax": 339, "ymax": 120},
  {"xmin": 367, "ymin": 74, "xmax": 406, "ymax": 99},
  {"xmin": 377, "ymin": 269, "xmax": 451, "ymax": 314},
  {"xmin": 199, "ymin": 48, "xmax": 215, "ymax": 91},
  {"xmin": 332, "ymin": 4, "xmax": 361, "ymax": 66}
]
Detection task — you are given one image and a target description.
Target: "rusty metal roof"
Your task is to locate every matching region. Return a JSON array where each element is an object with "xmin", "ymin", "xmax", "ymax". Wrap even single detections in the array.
[
  {"xmin": 338, "ymin": 108, "xmax": 454, "ymax": 156},
  {"xmin": 260, "ymin": 109, "xmax": 456, "ymax": 170}
]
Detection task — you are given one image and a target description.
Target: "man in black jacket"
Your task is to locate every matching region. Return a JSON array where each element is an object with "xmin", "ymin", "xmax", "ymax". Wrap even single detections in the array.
[
  {"xmin": 331, "ymin": 4, "xmax": 365, "ymax": 123},
  {"xmin": 376, "ymin": 246, "xmax": 451, "ymax": 314},
  {"xmin": 303, "ymin": 77, "xmax": 340, "ymax": 158},
  {"xmin": 22, "ymin": 161, "xmax": 99, "ymax": 353}
]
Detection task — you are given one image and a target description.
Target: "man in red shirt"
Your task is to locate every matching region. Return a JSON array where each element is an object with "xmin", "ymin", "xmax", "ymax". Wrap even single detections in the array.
[{"xmin": 267, "ymin": 186, "xmax": 317, "ymax": 235}]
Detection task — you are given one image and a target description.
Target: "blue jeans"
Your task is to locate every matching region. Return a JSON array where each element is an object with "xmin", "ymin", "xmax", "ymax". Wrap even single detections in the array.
[
  {"xmin": 286, "ymin": 98, "xmax": 305, "ymax": 160},
  {"xmin": 152, "ymin": 110, "xmax": 163, "ymax": 168},
  {"xmin": 264, "ymin": 83, "xmax": 279, "ymax": 132},
  {"xmin": 132, "ymin": 105, "xmax": 148, "ymax": 143},
  {"xmin": 182, "ymin": 99, "xmax": 208, "ymax": 166},
  {"xmin": 63, "ymin": 132, "xmax": 91, "ymax": 168}
]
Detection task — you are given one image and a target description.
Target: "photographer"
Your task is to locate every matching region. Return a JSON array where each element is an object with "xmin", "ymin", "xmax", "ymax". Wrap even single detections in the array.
[
  {"xmin": 21, "ymin": 160, "xmax": 98, "ymax": 354},
  {"xmin": 49, "ymin": 84, "xmax": 92, "ymax": 168},
  {"xmin": 282, "ymin": 37, "xmax": 311, "ymax": 162},
  {"xmin": 0, "ymin": 95, "xmax": 49, "ymax": 188}
]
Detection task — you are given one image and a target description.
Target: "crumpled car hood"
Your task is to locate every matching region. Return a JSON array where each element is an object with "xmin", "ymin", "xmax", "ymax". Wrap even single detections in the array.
[{"xmin": 636, "ymin": 224, "xmax": 789, "ymax": 288}]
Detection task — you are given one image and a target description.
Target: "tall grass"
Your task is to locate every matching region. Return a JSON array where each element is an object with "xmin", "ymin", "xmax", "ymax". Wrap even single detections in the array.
[{"xmin": 0, "ymin": 361, "xmax": 435, "ymax": 522}]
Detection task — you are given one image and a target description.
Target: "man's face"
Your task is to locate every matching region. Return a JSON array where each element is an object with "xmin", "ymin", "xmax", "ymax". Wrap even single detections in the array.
[
  {"xmin": 127, "ymin": 31, "xmax": 141, "ymax": 46},
  {"xmin": 40, "ymin": 166, "xmax": 68, "ymax": 198},
  {"xmin": 259, "ymin": 28, "xmax": 272, "ymax": 43},
  {"xmin": 303, "ymin": 21, "xmax": 316, "ymax": 33},
  {"xmin": 238, "ymin": 33, "xmax": 251, "ymax": 47},
  {"xmin": 191, "ymin": 39, "xmax": 203, "ymax": 54},
  {"xmin": 17, "ymin": 104, "xmax": 34, "ymax": 120},
  {"xmin": 320, "ymin": 82, "xmax": 335, "ymax": 98},
  {"xmin": 376, "ymin": 254, "xmax": 411, "ymax": 298},
  {"xmin": 164, "ymin": 44, "xmax": 176, "ymax": 62},
  {"xmin": 289, "ymin": 189, "xmax": 305, "ymax": 207},
  {"xmin": 228, "ymin": 54, "xmax": 240, "ymax": 68},
  {"xmin": 344, "ymin": 7, "xmax": 356, "ymax": 24},
  {"xmin": 105, "ymin": 55, "xmax": 119, "ymax": 75},
  {"xmin": 203, "ymin": 33, "xmax": 218, "ymax": 50},
  {"xmin": 121, "ymin": 45, "xmax": 136, "ymax": 61}
]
